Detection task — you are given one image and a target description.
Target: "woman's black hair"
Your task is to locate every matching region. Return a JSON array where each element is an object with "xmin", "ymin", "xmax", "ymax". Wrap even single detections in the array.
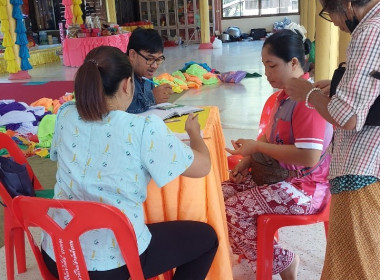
[
  {"xmin": 321, "ymin": 0, "xmax": 371, "ymax": 13},
  {"xmin": 74, "ymin": 46, "xmax": 133, "ymax": 121},
  {"xmin": 126, "ymin": 28, "xmax": 164, "ymax": 55},
  {"xmin": 263, "ymin": 29, "xmax": 311, "ymax": 68}
]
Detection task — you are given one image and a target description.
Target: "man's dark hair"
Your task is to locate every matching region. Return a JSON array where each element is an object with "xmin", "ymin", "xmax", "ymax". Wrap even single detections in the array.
[{"xmin": 126, "ymin": 28, "xmax": 164, "ymax": 55}]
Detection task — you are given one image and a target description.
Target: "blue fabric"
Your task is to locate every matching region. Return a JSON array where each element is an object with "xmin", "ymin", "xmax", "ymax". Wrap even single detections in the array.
[
  {"xmin": 181, "ymin": 61, "xmax": 212, "ymax": 72},
  {"xmin": 20, "ymin": 45, "xmax": 30, "ymax": 59},
  {"xmin": 10, "ymin": 0, "xmax": 23, "ymax": 5},
  {"xmin": 126, "ymin": 75, "xmax": 156, "ymax": 113},
  {"xmin": 21, "ymin": 59, "xmax": 32, "ymax": 71},
  {"xmin": 330, "ymin": 175, "xmax": 379, "ymax": 194},
  {"xmin": 12, "ymin": 6, "xmax": 22, "ymax": 19},
  {"xmin": 15, "ymin": 19, "xmax": 26, "ymax": 33},
  {"xmin": 11, "ymin": 0, "xmax": 32, "ymax": 72},
  {"xmin": 16, "ymin": 33, "xmax": 28, "ymax": 45}
]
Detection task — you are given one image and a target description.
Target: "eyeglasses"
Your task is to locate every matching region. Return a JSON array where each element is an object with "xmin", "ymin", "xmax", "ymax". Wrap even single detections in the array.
[
  {"xmin": 135, "ymin": 50, "xmax": 165, "ymax": 66},
  {"xmin": 319, "ymin": 9, "xmax": 332, "ymax": 22}
]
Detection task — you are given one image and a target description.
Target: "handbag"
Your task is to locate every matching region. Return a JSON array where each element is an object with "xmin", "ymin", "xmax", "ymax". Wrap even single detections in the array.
[
  {"xmin": 250, "ymin": 152, "xmax": 327, "ymax": 186},
  {"xmin": 250, "ymin": 153, "xmax": 295, "ymax": 185},
  {"xmin": 330, "ymin": 62, "xmax": 380, "ymax": 126},
  {"xmin": 0, "ymin": 156, "xmax": 35, "ymax": 199}
]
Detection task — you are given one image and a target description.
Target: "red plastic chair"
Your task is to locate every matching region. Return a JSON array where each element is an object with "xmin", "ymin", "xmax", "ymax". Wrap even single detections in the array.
[
  {"xmin": 256, "ymin": 198, "xmax": 331, "ymax": 280},
  {"xmin": 12, "ymin": 196, "xmax": 173, "ymax": 280},
  {"xmin": 0, "ymin": 132, "xmax": 45, "ymax": 280}
]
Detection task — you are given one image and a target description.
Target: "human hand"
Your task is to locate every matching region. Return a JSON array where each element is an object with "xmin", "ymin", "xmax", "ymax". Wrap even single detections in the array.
[
  {"xmin": 284, "ymin": 78, "xmax": 314, "ymax": 102},
  {"xmin": 152, "ymin": 84, "xmax": 173, "ymax": 104},
  {"xmin": 225, "ymin": 139, "xmax": 256, "ymax": 157},
  {"xmin": 314, "ymin": 80, "xmax": 331, "ymax": 95},
  {"xmin": 185, "ymin": 113, "xmax": 201, "ymax": 137},
  {"xmin": 229, "ymin": 157, "xmax": 251, "ymax": 183}
]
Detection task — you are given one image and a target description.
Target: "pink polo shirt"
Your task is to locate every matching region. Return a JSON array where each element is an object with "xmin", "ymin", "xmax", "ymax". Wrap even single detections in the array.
[{"xmin": 265, "ymin": 83, "xmax": 333, "ymax": 210}]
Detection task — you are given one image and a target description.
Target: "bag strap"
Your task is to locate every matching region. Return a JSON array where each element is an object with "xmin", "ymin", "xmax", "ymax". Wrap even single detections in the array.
[{"xmin": 296, "ymin": 151, "xmax": 328, "ymax": 178}]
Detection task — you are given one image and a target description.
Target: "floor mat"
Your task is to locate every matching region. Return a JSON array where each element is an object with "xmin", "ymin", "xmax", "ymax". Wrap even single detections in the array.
[{"xmin": 0, "ymin": 81, "xmax": 74, "ymax": 105}]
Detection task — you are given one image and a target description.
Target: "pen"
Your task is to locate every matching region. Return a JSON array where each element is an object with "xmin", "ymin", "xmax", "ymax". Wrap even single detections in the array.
[
  {"xmin": 142, "ymin": 76, "xmax": 160, "ymax": 86},
  {"xmin": 192, "ymin": 113, "xmax": 199, "ymax": 120},
  {"xmin": 164, "ymin": 119, "xmax": 181, "ymax": 123}
]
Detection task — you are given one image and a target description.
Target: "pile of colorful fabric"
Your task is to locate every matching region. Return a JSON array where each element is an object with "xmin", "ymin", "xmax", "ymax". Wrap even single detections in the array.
[
  {"xmin": 154, "ymin": 62, "xmax": 220, "ymax": 93},
  {"xmin": 0, "ymin": 93, "xmax": 74, "ymax": 158},
  {"xmin": 153, "ymin": 61, "xmax": 261, "ymax": 93}
]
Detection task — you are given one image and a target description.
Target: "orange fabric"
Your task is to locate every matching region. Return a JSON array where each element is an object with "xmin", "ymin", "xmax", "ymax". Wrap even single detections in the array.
[
  {"xmin": 156, "ymin": 73, "xmax": 175, "ymax": 81},
  {"xmin": 183, "ymin": 73, "xmax": 202, "ymax": 86},
  {"xmin": 143, "ymin": 107, "xmax": 232, "ymax": 280},
  {"xmin": 186, "ymin": 81, "xmax": 202, "ymax": 89},
  {"xmin": 30, "ymin": 98, "xmax": 54, "ymax": 112}
]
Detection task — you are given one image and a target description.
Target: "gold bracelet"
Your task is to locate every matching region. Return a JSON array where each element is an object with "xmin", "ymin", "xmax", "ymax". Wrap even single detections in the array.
[{"xmin": 305, "ymin": 88, "xmax": 322, "ymax": 109}]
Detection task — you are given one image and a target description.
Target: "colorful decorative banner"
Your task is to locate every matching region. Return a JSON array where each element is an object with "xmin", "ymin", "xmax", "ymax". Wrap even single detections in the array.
[
  {"xmin": 62, "ymin": 0, "xmax": 73, "ymax": 27},
  {"xmin": 10, "ymin": 0, "xmax": 32, "ymax": 71},
  {"xmin": 73, "ymin": 0, "xmax": 83, "ymax": 24},
  {"xmin": 0, "ymin": 0, "xmax": 20, "ymax": 73}
]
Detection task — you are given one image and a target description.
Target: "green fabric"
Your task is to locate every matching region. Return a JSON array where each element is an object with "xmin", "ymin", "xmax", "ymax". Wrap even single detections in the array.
[
  {"xmin": 330, "ymin": 175, "xmax": 378, "ymax": 194},
  {"xmin": 245, "ymin": 72, "xmax": 262, "ymax": 78},
  {"xmin": 172, "ymin": 70, "xmax": 186, "ymax": 81},
  {"xmin": 309, "ymin": 41, "xmax": 315, "ymax": 64},
  {"xmin": 35, "ymin": 189, "xmax": 55, "ymax": 198},
  {"xmin": 185, "ymin": 64, "xmax": 219, "ymax": 85},
  {"xmin": 202, "ymin": 76, "xmax": 219, "ymax": 85},
  {"xmin": 186, "ymin": 64, "xmax": 208, "ymax": 78},
  {"xmin": 37, "ymin": 114, "xmax": 57, "ymax": 148},
  {"xmin": 0, "ymin": 127, "xmax": 5, "ymax": 133},
  {"xmin": 0, "ymin": 149, "xmax": 8, "ymax": 156}
]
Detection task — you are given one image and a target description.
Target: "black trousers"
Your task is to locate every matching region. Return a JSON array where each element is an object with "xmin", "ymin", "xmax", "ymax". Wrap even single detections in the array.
[{"xmin": 42, "ymin": 221, "xmax": 219, "ymax": 280}]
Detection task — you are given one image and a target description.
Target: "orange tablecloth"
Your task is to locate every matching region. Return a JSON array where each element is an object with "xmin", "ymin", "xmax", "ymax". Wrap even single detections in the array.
[
  {"xmin": 143, "ymin": 106, "xmax": 232, "ymax": 280},
  {"xmin": 63, "ymin": 33, "xmax": 131, "ymax": 67}
]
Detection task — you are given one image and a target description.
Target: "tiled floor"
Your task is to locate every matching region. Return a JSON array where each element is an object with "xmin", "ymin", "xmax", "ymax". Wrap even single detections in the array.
[{"xmin": 0, "ymin": 41, "xmax": 326, "ymax": 279}]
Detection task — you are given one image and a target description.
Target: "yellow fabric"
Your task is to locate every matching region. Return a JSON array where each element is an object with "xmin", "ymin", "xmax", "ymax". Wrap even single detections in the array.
[
  {"xmin": 0, "ymin": 46, "xmax": 61, "ymax": 74},
  {"xmin": 321, "ymin": 181, "xmax": 380, "ymax": 280},
  {"xmin": 143, "ymin": 107, "xmax": 232, "ymax": 280},
  {"xmin": 28, "ymin": 46, "xmax": 61, "ymax": 66}
]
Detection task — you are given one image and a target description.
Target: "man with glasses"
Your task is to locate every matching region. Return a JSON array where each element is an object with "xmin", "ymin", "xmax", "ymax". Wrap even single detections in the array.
[{"xmin": 127, "ymin": 28, "xmax": 173, "ymax": 113}]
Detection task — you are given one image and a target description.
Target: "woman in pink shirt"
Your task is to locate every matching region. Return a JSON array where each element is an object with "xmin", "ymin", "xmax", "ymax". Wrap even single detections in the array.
[{"xmin": 223, "ymin": 29, "xmax": 333, "ymax": 280}]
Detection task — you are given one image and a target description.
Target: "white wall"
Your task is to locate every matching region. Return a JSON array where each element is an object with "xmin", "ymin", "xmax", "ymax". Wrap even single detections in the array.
[{"xmin": 221, "ymin": 15, "xmax": 300, "ymax": 34}]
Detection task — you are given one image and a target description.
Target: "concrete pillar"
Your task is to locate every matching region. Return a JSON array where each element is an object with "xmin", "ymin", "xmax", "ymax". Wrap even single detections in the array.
[
  {"xmin": 105, "ymin": 0, "xmax": 117, "ymax": 23},
  {"xmin": 300, "ymin": 0, "xmax": 308, "ymax": 33},
  {"xmin": 338, "ymin": 31, "xmax": 351, "ymax": 63},
  {"xmin": 307, "ymin": 0, "xmax": 316, "ymax": 41},
  {"xmin": 199, "ymin": 0, "xmax": 212, "ymax": 49},
  {"xmin": 314, "ymin": 0, "xmax": 339, "ymax": 80}
]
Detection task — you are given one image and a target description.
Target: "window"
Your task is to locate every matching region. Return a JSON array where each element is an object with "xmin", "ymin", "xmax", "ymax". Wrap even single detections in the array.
[{"xmin": 222, "ymin": 0, "xmax": 298, "ymax": 18}]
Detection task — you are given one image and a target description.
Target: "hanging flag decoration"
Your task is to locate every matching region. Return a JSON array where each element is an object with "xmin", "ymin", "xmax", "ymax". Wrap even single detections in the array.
[
  {"xmin": 10, "ymin": 0, "xmax": 32, "ymax": 71},
  {"xmin": 0, "ymin": 0, "xmax": 20, "ymax": 73},
  {"xmin": 62, "ymin": 0, "xmax": 73, "ymax": 27},
  {"xmin": 73, "ymin": 0, "xmax": 83, "ymax": 24}
]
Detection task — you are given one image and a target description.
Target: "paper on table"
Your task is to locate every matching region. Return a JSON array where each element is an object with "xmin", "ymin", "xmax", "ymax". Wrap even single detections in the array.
[{"xmin": 137, "ymin": 103, "xmax": 203, "ymax": 120}]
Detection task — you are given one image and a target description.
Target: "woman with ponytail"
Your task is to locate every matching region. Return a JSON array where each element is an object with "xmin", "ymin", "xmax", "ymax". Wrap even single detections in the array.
[{"xmin": 41, "ymin": 46, "xmax": 218, "ymax": 280}]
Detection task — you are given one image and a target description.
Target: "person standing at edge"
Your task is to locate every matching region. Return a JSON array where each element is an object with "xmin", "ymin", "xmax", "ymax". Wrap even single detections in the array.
[
  {"xmin": 126, "ymin": 28, "xmax": 174, "ymax": 114},
  {"xmin": 285, "ymin": 0, "xmax": 380, "ymax": 279}
]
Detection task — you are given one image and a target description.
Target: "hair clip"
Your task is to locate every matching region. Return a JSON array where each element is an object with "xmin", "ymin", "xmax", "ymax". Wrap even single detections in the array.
[{"xmin": 88, "ymin": 59, "xmax": 98, "ymax": 67}]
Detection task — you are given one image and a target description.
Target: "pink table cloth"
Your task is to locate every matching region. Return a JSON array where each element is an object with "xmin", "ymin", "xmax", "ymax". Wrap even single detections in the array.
[{"xmin": 63, "ymin": 33, "xmax": 131, "ymax": 67}]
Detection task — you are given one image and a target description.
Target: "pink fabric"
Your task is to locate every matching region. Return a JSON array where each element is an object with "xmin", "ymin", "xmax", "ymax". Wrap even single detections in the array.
[{"xmin": 63, "ymin": 33, "xmax": 131, "ymax": 67}]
